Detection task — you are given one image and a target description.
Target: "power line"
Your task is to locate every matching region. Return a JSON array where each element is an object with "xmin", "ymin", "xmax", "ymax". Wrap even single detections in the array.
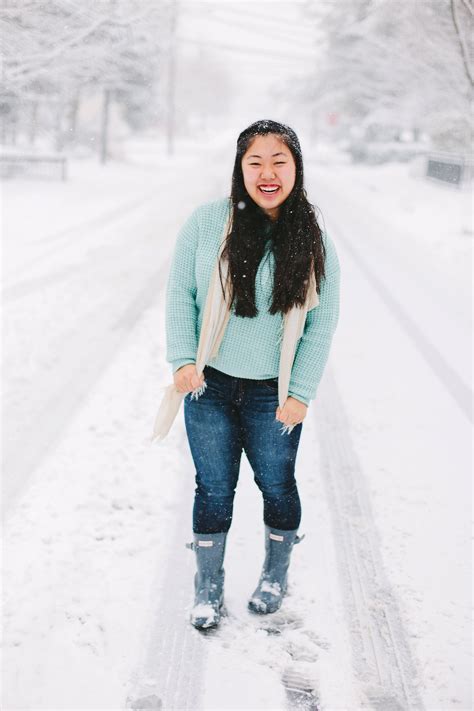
[
  {"xmin": 200, "ymin": 12, "xmax": 317, "ymax": 48},
  {"xmin": 181, "ymin": 1, "xmax": 308, "ymax": 21},
  {"xmin": 203, "ymin": 4, "xmax": 314, "ymax": 33},
  {"xmin": 176, "ymin": 36, "xmax": 316, "ymax": 61},
  {"xmin": 167, "ymin": 0, "xmax": 178, "ymax": 155}
]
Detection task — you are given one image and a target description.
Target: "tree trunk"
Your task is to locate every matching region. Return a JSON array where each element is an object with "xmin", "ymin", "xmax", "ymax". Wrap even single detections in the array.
[
  {"xmin": 100, "ymin": 88, "xmax": 111, "ymax": 164},
  {"xmin": 68, "ymin": 91, "xmax": 80, "ymax": 145},
  {"xmin": 28, "ymin": 100, "xmax": 38, "ymax": 146}
]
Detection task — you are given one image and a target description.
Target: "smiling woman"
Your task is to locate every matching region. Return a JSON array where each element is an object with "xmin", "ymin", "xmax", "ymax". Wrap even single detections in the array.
[{"xmin": 164, "ymin": 118, "xmax": 341, "ymax": 631}]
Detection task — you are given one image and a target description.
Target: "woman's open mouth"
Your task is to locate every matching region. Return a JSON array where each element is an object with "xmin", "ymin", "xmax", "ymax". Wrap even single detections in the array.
[{"xmin": 258, "ymin": 184, "xmax": 281, "ymax": 199}]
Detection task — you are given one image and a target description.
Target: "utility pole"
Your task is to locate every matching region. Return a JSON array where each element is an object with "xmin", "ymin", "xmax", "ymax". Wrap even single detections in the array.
[
  {"xmin": 166, "ymin": 0, "xmax": 178, "ymax": 156},
  {"xmin": 100, "ymin": 87, "xmax": 111, "ymax": 164},
  {"xmin": 100, "ymin": 0, "xmax": 117, "ymax": 164}
]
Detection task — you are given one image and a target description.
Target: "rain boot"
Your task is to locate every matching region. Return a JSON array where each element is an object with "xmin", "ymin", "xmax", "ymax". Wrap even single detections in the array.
[
  {"xmin": 248, "ymin": 524, "xmax": 305, "ymax": 615},
  {"xmin": 186, "ymin": 531, "xmax": 227, "ymax": 629}
]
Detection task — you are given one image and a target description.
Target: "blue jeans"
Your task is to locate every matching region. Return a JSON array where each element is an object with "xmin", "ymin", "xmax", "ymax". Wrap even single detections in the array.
[{"xmin": 184, "ymin": 365, "xmax": 303, "ymax": 534}]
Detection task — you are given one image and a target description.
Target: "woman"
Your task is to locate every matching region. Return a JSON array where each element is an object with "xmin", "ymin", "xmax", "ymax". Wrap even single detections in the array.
[{"xmin": 165, "ymin": 119, "xmax": 340, "ymax": 630}]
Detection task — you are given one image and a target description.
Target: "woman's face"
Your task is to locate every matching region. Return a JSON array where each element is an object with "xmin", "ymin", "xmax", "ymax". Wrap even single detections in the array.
[{"xmin": 241, "ymin": 134, "xmax": 296, "ymax": 220}]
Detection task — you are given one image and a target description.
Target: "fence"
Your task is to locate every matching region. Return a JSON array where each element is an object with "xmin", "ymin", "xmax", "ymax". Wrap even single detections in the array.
[
  {"xmin": 426, "ymin": 152, "xmax": 473, "ymax": 187},
  {"xmin": 0, "ymin": 154, "xmax": 68, "ymax": 181}
]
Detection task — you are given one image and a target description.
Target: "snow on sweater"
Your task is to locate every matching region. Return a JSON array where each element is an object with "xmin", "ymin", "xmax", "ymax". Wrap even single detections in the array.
[{"xmin": 165, "ymin": 197, "xmax": 340, "ymax": 406}]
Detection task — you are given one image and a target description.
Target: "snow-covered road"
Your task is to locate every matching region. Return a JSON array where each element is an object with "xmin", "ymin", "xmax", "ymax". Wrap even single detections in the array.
[{"xmin": 2, "ymin": 142, "xmax": 471, "ymax": 710}]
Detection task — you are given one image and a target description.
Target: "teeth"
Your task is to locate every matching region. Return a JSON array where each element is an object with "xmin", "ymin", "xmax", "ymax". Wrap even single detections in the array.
[{"xmin": 259, "ymin": 186, "xmax": 279, "ymax": 193}]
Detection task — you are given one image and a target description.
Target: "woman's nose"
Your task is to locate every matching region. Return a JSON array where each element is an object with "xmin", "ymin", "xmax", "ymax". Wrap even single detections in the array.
[{"xmin": 260, "ymin": 168, "xmax": 276, "ymax": 180}]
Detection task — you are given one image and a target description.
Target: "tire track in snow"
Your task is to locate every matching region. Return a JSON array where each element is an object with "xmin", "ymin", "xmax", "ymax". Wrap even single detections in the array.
[
  {"xmin": 4, "ymin": 191, "xmax": 158, "ymax": 289},
  {"xmin": 4, "ymin": 175, "xmax": 225, "ymax": 516},
  {"xmin": 316, "ymin": 370, "xmax": 425, "ymax": 710},
  {"xmin": 325, "ymin": 213, "xmax": 472, "ymax": 424},
  {"xmin": 2, "ymin": 261, "xmax": 168, "ymax": 516},
  {"xmin": 125, "ymin": 459, "xmax": 205, "ymax": 711}
]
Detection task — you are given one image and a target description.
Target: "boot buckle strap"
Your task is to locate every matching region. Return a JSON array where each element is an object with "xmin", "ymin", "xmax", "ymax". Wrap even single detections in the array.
[
  {"xmin": 185, "ymin": 540, "xmax": 216, "ymax": 550},
  {"xmin": 268, "ymin": 532, "xmax": 306, "ymax": 544},
  {"xmin": 269, "ymin": 533, "xmax": 284, "ymax": 542}
]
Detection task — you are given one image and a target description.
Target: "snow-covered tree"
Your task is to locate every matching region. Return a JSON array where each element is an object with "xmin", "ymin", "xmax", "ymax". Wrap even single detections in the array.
[
  {"xmin": 292, "ymin": 0, "xmax": 473, "ymax": 150},
  {"xmin": 0, "ymin": 0, "xmax": 170, "ymax": 156}
]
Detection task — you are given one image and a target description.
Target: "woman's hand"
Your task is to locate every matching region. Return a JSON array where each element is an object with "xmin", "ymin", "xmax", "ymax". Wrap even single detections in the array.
[
  {"xmin": 173, "ymin": 364, "xmax": 205, "ymax": 393},
  {"xmin": 276, "ymin": 396, "xmax": 307, "ymax": 427}
]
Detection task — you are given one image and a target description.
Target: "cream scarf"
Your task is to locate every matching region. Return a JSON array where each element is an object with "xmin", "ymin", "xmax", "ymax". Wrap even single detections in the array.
[{"xmin": 151, "ymin": 214, "xmax": 319, "ymax": 442}]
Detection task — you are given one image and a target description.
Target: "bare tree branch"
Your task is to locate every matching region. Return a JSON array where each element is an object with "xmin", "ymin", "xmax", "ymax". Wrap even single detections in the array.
[
  {"xmin": 450, "ymin": 0, "xmax": 474, "ymax": 87},
  {"xmin": 460, "ymin": 0, "xmax": 474, "ymax": 18}
]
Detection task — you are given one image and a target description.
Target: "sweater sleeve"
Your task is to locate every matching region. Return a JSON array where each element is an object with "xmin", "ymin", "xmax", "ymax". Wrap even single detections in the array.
[
  {"xmin": 288, "ymin": 231, "xmax": 341, "ymax": 405},
  {"xmin": 165, "ymin": 207, "xmax": 201, "ymax": 374}
]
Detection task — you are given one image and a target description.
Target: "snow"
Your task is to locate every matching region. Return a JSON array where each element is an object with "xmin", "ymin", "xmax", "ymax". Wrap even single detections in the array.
[
  {"xmin": 190, "ymin": 604, "xmax": 219, "ymax": 628},
  {"xmin": 259, "ymin": 581, "xmax": 282, "ymax": 596},
  {"xmin": 3, "ymin": 302, "xmax": 183, "ymax": 709},
  {"xmin": 305, "ymin": 150, "xmax": 471, "ymax": 709},
  {"xmin": 2, "ymin": 136, "xmax": 472, "ymax": 710}
]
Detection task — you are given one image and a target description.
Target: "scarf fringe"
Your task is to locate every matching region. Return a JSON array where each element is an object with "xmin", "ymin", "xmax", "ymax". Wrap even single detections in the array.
[{"xmin": 190, "ymin": 379, "xmax": 208, "ymax": 400}]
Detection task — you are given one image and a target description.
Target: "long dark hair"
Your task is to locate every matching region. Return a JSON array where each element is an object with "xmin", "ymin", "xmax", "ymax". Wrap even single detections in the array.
[{"xmin": 219, "ymin": 119, "xmax": 326, "ymax": 318}]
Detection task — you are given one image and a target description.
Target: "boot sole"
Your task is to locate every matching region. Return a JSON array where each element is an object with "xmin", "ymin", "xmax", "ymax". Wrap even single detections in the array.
[
  {"xmin": 191, "ymin": 618, "xmax": 219, "ymax": 630},
  {"xmin": 247, "ymin": 600, "xmax": 282, "ymax": 615}
]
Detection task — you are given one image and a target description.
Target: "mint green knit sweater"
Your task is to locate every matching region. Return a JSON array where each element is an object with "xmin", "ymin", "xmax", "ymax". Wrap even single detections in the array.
[{"xmin": 165, "ymin": 197, "xmax": 340, "ymax": 406}]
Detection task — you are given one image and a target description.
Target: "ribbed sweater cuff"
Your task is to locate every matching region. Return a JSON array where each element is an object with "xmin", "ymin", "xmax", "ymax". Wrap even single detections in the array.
[
  {"xmin": 171, "ymin": 358, "xmax": 196, "ymax": 374},
  {"xmin": 288, "ymin": 391, "xmax": 310, "ymax": 406}
]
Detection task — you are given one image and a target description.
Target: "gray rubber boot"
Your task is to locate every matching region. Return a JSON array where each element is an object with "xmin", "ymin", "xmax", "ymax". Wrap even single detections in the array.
[
  {"xmin": 248, "ymin": 524, "xmax": 305, "ymax": 615},
  {"xmin": 185, "ymin": 531, "xmax": 228, "ymax": 630}
]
